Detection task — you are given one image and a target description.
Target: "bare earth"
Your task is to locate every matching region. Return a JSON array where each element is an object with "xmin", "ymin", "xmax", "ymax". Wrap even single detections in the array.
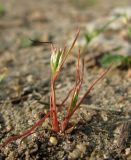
[{"xmin": 0, "ymin": 0, "xmax": 131, "ymax": 160}]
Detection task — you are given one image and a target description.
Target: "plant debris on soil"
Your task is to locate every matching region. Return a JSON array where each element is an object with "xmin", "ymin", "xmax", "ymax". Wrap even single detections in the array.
[{"xmin": 0, "ymin": 0, "xmax": 131, "ymax": 160}]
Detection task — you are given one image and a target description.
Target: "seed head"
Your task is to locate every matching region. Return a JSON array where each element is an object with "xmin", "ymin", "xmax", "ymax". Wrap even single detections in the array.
[{"xmin": 51, "ymin": 46, "xmax": 64, "ymax": 74}]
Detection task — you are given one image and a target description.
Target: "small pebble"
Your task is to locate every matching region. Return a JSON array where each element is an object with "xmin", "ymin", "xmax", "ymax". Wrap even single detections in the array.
[
  {"xmin": 26, "ymin": 75, "xmax": 34, "ymax": 84},
  {"xmin": 100, "ymin": 111, "xmax": 108, "ymax": 121},
  {"xmin": 49, "ymin": 136, "xmax": 58, "ymax": 145},
  {"xmin": 68, "ymin": 149, "xmax": 81, "ymax": 160},
  {"xmin": 76, "ymin": 143, "xmax": 86, "ymax": 153},
  {"xmin": 28, "ymin": 119, "xmax": 34, "ymax": 125},
  {"xmin": 103, "ymin": 153, "xmax": 111, "ymax": 159},
  {"xmin": 125, "ymin": 148, "xmax": 131, "ymax": 156}
]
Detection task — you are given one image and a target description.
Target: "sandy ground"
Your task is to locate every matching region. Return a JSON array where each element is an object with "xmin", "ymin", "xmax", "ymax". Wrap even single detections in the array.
[{"xmin": 0, "ymin": 0, "xmax": 131, "ymax": 159}]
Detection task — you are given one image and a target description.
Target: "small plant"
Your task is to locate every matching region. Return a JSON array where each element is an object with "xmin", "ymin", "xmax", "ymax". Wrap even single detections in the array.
[
  {"xmin": 123, "ymin": 13, "xmax": 131, "ymax": 41},
  {"xmin": 69, "ymin": 0, "xmax": 97, "ymax": 9},
  {"xmin": 100, "ymin": 53, "xmax": 131, "ymax": 68},
  {"xmin": 0, "ymin": 30, "xmax": 111, "ymax": 148},
  {"xmin": 99, "ymin": 14, "xmax": 131, "ymax": 69},
  {"xmin": 84, "ymin": 13, "xmax": 131, "ymax": 69},
  {"xmin": 0, "ymin": 3, "xmax": 6, "ymax": 17},
  {"xmin": 0, "ymin": 68, "xmax": 8, "ymax": 82},
  {"xmin": 84, "ymin": 15, "xmax": 120, "ymax": 45}
]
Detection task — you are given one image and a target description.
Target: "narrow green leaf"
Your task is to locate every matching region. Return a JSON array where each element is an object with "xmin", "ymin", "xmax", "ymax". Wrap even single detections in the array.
[
  {"xmin": 85, "ymin": 15, "xmax": 121, "ymax": 44},
  {"xmin": 70, "ymin": 92, "xmax": 78, "ymax": 113},
  {"xmin": 100, "ymin": 54, "xmax": 126, "ymax": 68},
  {"xmin": 128, "ymin": 26, "xmax": 131, "ymax": 40},
  {"xmin": 0, "ymin": 3, "xmax": 6, "ymax": 16},
  {"xmin": 0, "ymin": 68, "xmax": 8, "ymax": 82}
]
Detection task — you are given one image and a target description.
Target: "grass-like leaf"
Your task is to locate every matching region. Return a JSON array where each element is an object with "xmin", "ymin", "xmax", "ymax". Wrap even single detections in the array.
[
  {"xmin": 0, "ymin": 3, "xmax": 6, "ymax": 16},
  {"xmin": 100, "ymin": 53, "xmax": 131, "ymax": 68}
]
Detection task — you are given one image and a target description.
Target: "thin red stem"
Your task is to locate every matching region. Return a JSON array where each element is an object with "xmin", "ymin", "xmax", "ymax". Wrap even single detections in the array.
[
  {"xmin": 0, "ymin": 112, "xmax": 50, "ymax": 148},
  {"xmin": 50, "ymin": 79, "xmax": 59, "ymax": 132},
  {"xmin": 58, "ymin": 88, "xmax": 74, "ymax": 111},
  {"xmin": 66, "ymin": 51, "xmax": 84, "ymax": 117},
  {"xmin": 61, "ymin": 52, "xmax": 84, "ymax": 131},
  {"xmin": 61, "ymin": 66, "xmax": 111, "ymax": 132},
  {"xmin": 74, "ymin": 66, "xmax": 111, "ymax": 113}
]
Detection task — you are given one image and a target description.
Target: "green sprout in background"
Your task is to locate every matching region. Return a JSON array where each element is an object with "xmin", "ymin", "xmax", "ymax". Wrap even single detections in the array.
[
  {"xmin": 83, "ymin": 13, "xmax": 131, "ymax": 69},
  {"xmin": 123, "ymin": 13, "xmax": 131, "ymax": 41},
  {"xmin": 100, "ymin": 53, "xmax": 131, "ymax": 68},
  {"xmin": 69, "ymin": 0, "xmax": 97, "ymax": 9},
  {"xmin": 0, "ymin": 3, "xmax": 6, "ymax": 16},
  {"xmin": 99, "ymin": 13, "xmax": 131, "ymax": 68},
  {"xmin": 0, "ymin": 68, "xmax": 8, "ymax": 82},
  {"xmin": 84, "ymin": 15, "xmax": 121, "ymax": 45}
]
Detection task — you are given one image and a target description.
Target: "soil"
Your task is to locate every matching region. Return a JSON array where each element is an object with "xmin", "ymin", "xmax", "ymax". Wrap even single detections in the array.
[{"xmin": 0, "ymin": 0, "xmax": 131, "ymax": 160}]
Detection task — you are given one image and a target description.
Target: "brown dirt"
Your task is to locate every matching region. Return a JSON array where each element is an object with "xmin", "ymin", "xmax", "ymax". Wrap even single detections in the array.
[{"xmin": 0, "ymin": 0, "xmax": 131, "ymax": 160}]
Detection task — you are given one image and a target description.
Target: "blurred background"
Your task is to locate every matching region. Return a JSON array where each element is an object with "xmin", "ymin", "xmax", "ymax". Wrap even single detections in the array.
[
  {"xmin": 0, "ymin": 0, "xmax": 131, "ymax": 41},
  {"xmin": 0, "ymin": 0, "xmax": 131, "ymax": 73}
]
